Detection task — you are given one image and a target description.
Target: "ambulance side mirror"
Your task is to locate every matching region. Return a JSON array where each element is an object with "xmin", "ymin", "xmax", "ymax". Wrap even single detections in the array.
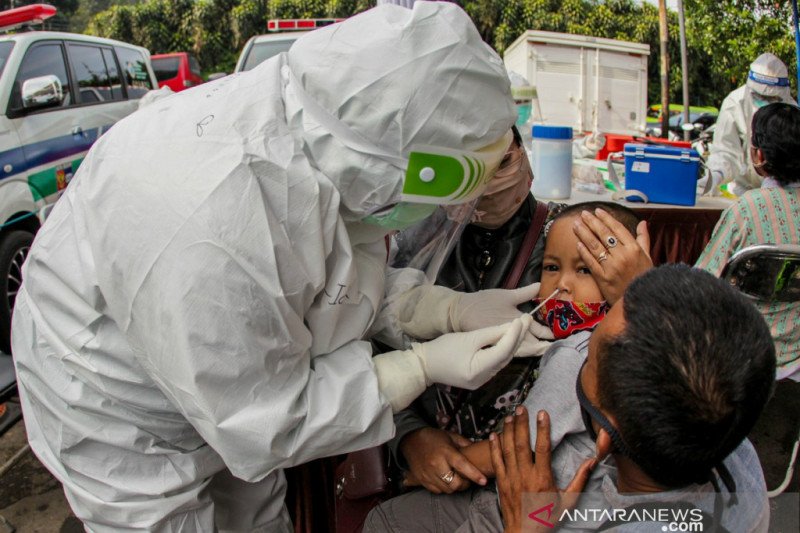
[{"xmin": 21, "ymin": 75, "xmax": 63, "ymax": 110}]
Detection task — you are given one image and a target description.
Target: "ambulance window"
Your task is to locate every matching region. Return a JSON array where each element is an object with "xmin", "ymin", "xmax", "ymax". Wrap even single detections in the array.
[
  {"xmin": 241, "ymin": 39, "xmax": 295, "ymax": 72},
  {"xmin": 10, "ymin": 42, "xmax": 72, "ymax": 113},
  {"xmin": 115, "ymin": 47, "xmax": 154, "ymax": 99},
  {"xmin": 0, "ymin": 42, "xmax": 14, "ymax": 81},
  {"xmin": 69, "ymin": 44, "xmax": 122, "ymax": 104},
  {"xmin": 101, "ymin": 48, "xmax": 124, "ymax": 101}
]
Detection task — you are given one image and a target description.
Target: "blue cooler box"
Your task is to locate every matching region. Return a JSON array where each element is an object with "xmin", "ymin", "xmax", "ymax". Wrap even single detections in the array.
[{"xmin": 623, "ymin": 143, "xmax": 701, "ymax": 206}]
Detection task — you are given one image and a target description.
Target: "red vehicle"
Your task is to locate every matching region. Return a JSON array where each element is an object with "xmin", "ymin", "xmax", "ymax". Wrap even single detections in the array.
[{"xmin": 151, "ymin": 52, "xmax": 204, "ymax": 92}]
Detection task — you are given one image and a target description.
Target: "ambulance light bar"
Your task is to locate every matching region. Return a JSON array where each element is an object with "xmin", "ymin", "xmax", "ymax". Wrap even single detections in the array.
[
  {"xmin": 0, "ymin": 4, "xmax": 57, "ymax": 32},
  {"xmin": 267, "ymin": 18, "xmax": 344, "ymax": 32}
]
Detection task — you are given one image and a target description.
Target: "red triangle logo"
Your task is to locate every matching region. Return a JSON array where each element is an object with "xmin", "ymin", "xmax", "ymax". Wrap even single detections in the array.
[{"xmin": 528, "ymin": 502, "xmax": 555, "ymax": 528}]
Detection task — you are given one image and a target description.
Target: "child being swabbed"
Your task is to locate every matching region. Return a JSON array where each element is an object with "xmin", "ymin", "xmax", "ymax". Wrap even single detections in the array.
[
  {"xmin": 365, "ymin": 202, "xmax": 642, "ymax": 532},
  {"xmin": 457, "ymin": 201, "xmax": 640, "ymax": 473}
]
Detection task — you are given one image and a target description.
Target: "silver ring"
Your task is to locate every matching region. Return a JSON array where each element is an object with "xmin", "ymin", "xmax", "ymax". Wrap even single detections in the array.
[
  {"xmin": 440, "ymin": 470, "xmax": 455, "ymax": 485},
  {"xmin": 597, "ymin": 251, "xmax": 609, "ymax": 263},
  {"xmin": 606, "ymin": 235, "xmax": 618, "ymax": 248}
]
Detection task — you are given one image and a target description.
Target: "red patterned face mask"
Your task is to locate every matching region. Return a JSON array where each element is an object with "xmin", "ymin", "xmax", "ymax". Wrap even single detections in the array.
[{"xmin": 531, "ymin": 298, "xmax": 610, "ymax": 339}]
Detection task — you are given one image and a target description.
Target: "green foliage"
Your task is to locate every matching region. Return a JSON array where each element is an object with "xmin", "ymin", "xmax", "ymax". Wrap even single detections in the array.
[
  {"xmin": 684, "ymin": 0, "xmax": 796, "ymax": 101},
  {"xmin": 83, "ymin": 0, "xmax": 374, "ymax": 75},
  {"xmin": 79, "ymin": 0, "xmax": 797, "ymax": 105},
  {"xmin": 471, "ymin": 0, "xmax": 796, "ymax": 107},
  {"xmin": 87, "ymin": 4, "xmax": 134, "ymax": 43},
  {"xmin": 231, "ymin": 0, "xmax": 268, "ymax": 51}
]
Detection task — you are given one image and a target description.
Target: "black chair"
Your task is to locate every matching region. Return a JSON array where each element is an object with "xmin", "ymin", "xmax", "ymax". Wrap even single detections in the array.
[{"xmin": 721, "ymin": 243, "xmax": 800, "ymax": 497}]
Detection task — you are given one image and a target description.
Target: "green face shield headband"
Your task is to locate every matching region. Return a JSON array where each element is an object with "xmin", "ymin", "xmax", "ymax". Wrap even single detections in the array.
[
  {"xmin": 362, "ymin": 131, "xmax": 511, "ymax": 230},
  {"xmin": 400, "ymin": 130, "xmax": 513, "ymax": 205}
]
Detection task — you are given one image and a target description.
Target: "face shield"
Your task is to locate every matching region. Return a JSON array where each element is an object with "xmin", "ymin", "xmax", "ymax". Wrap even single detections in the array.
[
  {"xmin": 363, "ymin": 130, "xmax": 513, "ymax": 231},
  {"xmin": 751, "ymin": 90, "xmax": 785, "ymax": 109},
  {"xmin": 388, "ymin": 201, "xmax": 476, "ymax": 283},
  {"xmin": 508, "ymin": 70, "xmax": 535, "ymax": 129},
  {"xmin": 515, "ymin": 102, "xmax": 532, "ymax": 128},
  {"xmin": 383, "ymin": 130, "xmax": 514, "ymax": 282}
]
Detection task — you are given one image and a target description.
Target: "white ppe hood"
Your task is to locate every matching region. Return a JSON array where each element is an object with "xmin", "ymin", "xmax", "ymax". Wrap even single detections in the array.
[
  {"xmin": 10, "ymin": 1, "xmax": 515, "ymax": 531},
  {"xmin": 746, "ymin": 52, "xmax": 791, "ymax": 99},
  {"xmin": 285, "ymin": 2, "xmax": 516, "ymax": 220}
]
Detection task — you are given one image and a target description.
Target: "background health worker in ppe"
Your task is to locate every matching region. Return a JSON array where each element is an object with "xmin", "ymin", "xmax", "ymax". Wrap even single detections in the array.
[
  {"xmin": 706, "ymin": 52, "xmax": 795, "ymax": 196},
  {"xmin": 9, "ymin": 3, "xmax": 543, "ymax": 531}
]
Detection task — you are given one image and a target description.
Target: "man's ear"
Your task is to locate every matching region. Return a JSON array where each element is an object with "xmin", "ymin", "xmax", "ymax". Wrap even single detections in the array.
[{"xmin": 595, "ymin": 428, "xmax": 613, "ymax": 460}]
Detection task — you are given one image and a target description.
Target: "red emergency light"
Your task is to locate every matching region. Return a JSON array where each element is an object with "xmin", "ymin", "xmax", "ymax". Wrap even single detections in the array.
[
  {"xmin": 0, "ymin": 4, "xmax": 57, "ymax": 32},
  {"xmin": 267, "ymin": 18, "xmax": 344, "ymax": 32}
]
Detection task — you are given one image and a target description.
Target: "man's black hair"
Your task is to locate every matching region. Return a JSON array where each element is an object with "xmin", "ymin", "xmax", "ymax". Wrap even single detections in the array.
[
  {"xmin": 552, "ymin": 201, "xmax": 640, "ymax": 236},
  {"xmin": 597, "ymin": 264, "xmax": 775, "ymax": 488},
  {"xmin": 751, "ymin": 102, "xmax": 800, "ymax": 186}
]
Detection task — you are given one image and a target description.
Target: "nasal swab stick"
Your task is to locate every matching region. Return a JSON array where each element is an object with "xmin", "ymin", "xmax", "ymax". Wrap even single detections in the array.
[{"xmin": 529, "ymin": 288, "xmax": 561, "ymax": 316}]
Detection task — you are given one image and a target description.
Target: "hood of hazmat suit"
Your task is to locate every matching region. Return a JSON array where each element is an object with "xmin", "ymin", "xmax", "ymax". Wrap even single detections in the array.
[
  {"xmin": 709, "ymin": 53, "xmax": 794, "ymax": 194},
  {"xmin": 10, "ymin": 2, "xmax": 515, "ymax": 532}
]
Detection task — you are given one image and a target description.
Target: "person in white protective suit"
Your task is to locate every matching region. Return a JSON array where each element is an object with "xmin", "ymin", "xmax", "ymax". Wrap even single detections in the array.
[
  {"xmin": 706, "ymin": 53, "xmax": 795, "ymax": 196},
  {"xmin": 10, "ymin": 2, "xmax": 552, "ymax": 532}
]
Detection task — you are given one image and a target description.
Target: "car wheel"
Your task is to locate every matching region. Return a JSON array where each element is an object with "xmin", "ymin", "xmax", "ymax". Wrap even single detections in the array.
[{"xmin": 0, "ymin": 231, "xmax": 34, "ymax": 354}]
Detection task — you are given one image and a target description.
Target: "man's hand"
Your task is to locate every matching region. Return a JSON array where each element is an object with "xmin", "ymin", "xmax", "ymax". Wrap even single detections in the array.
[
  {"xmin": 400, "ymin": 427, "xmax": 487, "ymax": 494},
  {"xmin": 489, "ymin": 407, "xmax": 597, "ymax": 533},
  {"xmin": 573, "ymin": 208, "xmax": 653, "ymax": 304}
]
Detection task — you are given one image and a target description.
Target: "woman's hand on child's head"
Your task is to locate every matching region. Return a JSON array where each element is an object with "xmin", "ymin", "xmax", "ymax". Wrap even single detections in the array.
[{"xmin": 573, "ymin": 209, "xmax": 653, "ymax": 304}]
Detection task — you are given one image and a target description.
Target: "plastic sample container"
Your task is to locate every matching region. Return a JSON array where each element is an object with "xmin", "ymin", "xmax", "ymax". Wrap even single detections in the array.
[{"xmin": 531, "ymin": 125, "xmax": 573, "ymax": 199}]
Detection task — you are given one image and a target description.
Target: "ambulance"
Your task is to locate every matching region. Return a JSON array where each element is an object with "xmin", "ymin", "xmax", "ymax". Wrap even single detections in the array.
[
  {"xmin": 0, "ymin": 4, "xmax": 158, "ymax": 353},
  {"xmin": 234, "ymin": 18, "xmax": 344, "ymax": 73}
]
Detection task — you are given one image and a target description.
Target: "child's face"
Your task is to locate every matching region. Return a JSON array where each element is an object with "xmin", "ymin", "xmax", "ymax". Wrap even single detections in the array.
[{"xmin": 539, "ymin": 215, "xmax": 604, "ymax": 302}]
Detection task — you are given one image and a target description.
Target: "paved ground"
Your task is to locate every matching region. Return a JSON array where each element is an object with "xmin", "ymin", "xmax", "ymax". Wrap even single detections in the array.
[
  {"xmin": 0, "ymin": 394, "xmax": 797, "ymax": 532},
  {"xmin": 0, "ymin": 401, "xmax": 80, "ymax": 533}
]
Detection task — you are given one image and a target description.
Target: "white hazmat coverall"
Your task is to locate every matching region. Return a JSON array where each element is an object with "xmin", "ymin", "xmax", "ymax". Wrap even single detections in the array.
[
  {"xmin": 11, "ymin": 2, "xmax": 522, "ymax": 531},
  {"xmin": 707, "ymin": 54, "xmax": 794, "ymax": 195}
]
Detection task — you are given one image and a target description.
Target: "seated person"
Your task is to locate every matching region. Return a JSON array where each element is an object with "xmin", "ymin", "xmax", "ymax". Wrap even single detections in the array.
[
  {"xmin": 367, "ymin": 202, "xmax": 640, "ymax": 513},
  {"xmin": 696, "ymin": 102, "xmax": 800, "ymax": 492},
  {"xmin": 386, "ymin": 127, "xmax": 553, "ymax": 495},
  {"xmin": 697, "ymin": 101, "xmax": 800, "ymax": 379},
  {"xmin": 496, "ymin": 264, "xmax": 775, "ymax": 532},
  {"xmin": 367, "ymin": 265, "xmax": 775, "ymax": 532}
]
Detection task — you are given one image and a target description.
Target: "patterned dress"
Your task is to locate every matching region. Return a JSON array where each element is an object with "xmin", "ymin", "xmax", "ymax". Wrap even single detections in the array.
[{"xmin": 696, "ymin": 184, "xmax": 800, "ymax": 379}]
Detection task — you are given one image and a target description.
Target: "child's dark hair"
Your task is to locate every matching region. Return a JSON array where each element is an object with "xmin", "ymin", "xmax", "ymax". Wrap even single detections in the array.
[{"xmin": 549, "ymin": 201, "xmax": 640, "ymax": 236}]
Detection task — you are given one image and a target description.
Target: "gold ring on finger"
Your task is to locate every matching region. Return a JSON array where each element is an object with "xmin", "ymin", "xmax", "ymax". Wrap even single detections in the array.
[
  {"xmin": 439, "ymin": 470, "xmax": 455, "ymax": 485},
  {"xmin": 597, "ymin": 251, "xmax": 609, "ymax": 263}
]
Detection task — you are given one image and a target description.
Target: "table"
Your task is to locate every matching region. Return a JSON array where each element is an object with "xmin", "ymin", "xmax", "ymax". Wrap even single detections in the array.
[{"xmin": 556, "ymin": 188, "xmax": 734, "ymax": 265}]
